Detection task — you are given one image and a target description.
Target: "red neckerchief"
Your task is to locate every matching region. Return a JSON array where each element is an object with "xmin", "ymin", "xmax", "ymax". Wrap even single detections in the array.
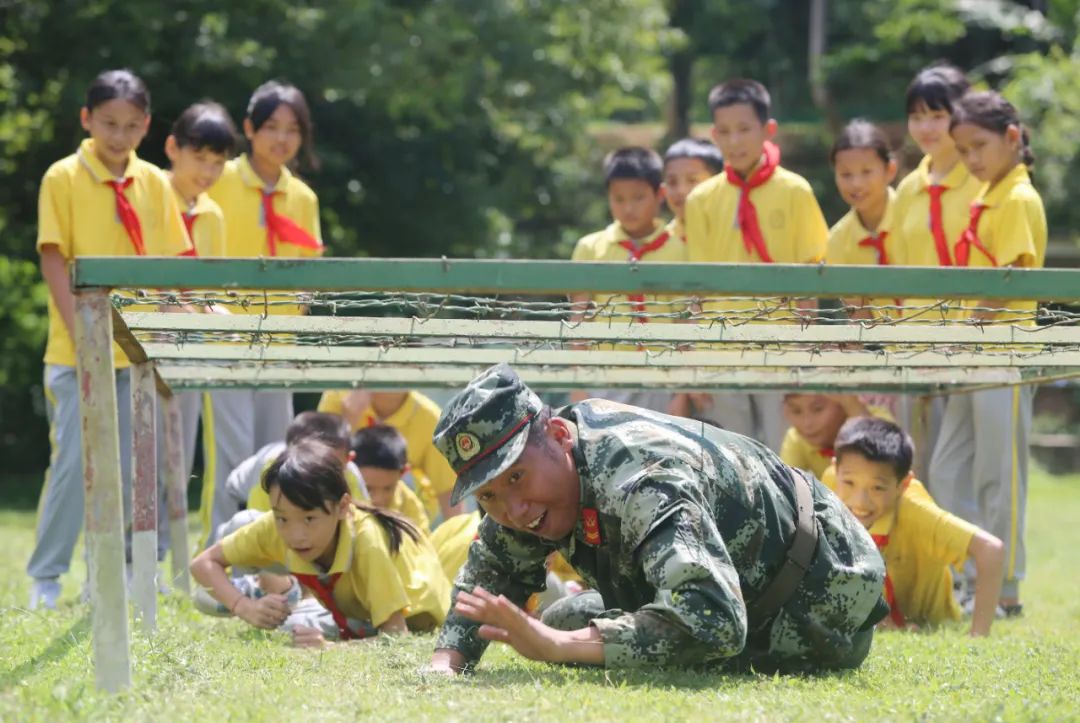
[
  {"xmin": 292, "ymin": 572, "xmax": 364, "ymax": 640},
  {"xmin": 871, "ymin": 533, "xmax": 906, "ymax": 627},
  {"xmin": 818, "ymin": 447, "xmax": 834, "ymax": 458},
  {"xmin": 858, "ymin": 231, "xmax": 889, "ymax": 265},
  {"xmin": 179, "ymin": 211, "xmax": 199, "ymax": 256},
  {"xmin": 954, "ymin": 202, "xmax": 996, "ymax": 267},
  {"xmin": 616, "ymin": 230, "xmax": 672, "ymax": 323},
  {"xmin": 261, "ymin": 190, "xmax": 322, "ymax": 256},
  {"xmin": 926, "ymin": 185, "xmax": 953, "ymax": 266},
  {"xmin": 109, "ymin": 178, "xmax": 145, "ymax": 255},
  {"xmin": 726, "ymin": 141, "xmax": 780, "ymax": 263}
]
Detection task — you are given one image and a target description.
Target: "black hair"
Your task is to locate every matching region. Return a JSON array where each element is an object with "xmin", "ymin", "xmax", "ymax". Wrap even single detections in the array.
[
  {"xmin": 171, "ymin": 101, "xmax": 238, "ymax": 156},
  {"xmin": 950, "ymin": 90, "xmax": 1034, "ymax": 168},
  {"xmin": 351, "ymin": 424, "xmax": 408, "ymax": 471},
  {"xmin": 285, "ymin": 411, "xmax": 352, "ymax": 451},
  {"xmin": 663, "ymin": 138, "xmax": 725, "ymax": 174},
  {"xmin": 604, "ymin": 146, "xmax": 663, "ymax": 191},
  {"xmin": 86, "ymin": 69, "xmax": 150, "ymax": 114},
  {"xmin": 246, "ymin": 80, "xmax": 317, "ymax": 171},
  {"xmin": 904, "ymin": 64, "xmax": 970, "ymax": 116},
  {"xmin": 834, "ymin": 417, "xmax": 914, "ymax": 482},
  {"xmin": 708, "ymin": 79, "xmax": 771, "ymax": 125},
  {"xmin": 830, "ymin": 119, "xmax": 893, "ymax": 166},
  {"xmin": 264, "ymin": 440, "xmax": 420, "ymax": 555}
]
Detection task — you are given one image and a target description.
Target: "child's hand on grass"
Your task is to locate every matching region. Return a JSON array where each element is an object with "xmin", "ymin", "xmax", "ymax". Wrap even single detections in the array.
[
  {"xmin": 234, "ymin": 594, "xmax": 290, "ymax": 629},
  {"xmin": 292, "ymin": 624, "xmax": 328, "ymax": 649}
]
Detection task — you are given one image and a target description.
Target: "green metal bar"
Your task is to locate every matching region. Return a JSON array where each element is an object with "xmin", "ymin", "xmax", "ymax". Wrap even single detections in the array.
[
  {"xmin": 154, "ymin": 362, "xmax": 1025, "ymax": 393},
  {"xmin": 137, "ymin": 342, "xmax": 1080, "ymax": 368},
  {"xmin": 122, "ymin": 312, "xmax": 1080, "ymax": 346},
  {"xmin": 72, "ymin": 257, "xmax": 1080, "ymax": 301}
]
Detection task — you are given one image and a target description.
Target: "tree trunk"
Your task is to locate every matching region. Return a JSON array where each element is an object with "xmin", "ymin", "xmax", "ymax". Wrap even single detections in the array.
[{"xmin": 808, "ymin": 0, "xmax": 842, "ymax": 134}]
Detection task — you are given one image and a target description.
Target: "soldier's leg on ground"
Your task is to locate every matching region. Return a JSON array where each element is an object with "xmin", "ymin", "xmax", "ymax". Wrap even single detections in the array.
[
  {"xmin": 201, "ymin": 390, "xmax": 256, "ymax": 549},
  {"xmin": 540, "ymin": 590, "xmax": 607, "ymax": 631},
  {"xmin": 971, "ymin": 387, "xmax": 1031, "ymax": 601}
]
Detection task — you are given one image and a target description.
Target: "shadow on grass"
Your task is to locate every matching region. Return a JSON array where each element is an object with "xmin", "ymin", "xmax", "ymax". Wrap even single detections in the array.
[{"xmin": 0, "ymin": 611, "xmax": 91, "ymax": 690}]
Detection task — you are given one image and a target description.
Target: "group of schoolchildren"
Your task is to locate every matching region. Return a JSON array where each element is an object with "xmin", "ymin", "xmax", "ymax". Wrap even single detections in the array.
[{"xmin": 28, "ymin": 61, "xmax": 1044, "ymax": 649}]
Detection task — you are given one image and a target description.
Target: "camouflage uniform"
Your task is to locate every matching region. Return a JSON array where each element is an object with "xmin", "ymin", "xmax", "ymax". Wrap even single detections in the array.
[{"xmin": 433, "ymin": 364, "xmax": 887, "ymax": 672}]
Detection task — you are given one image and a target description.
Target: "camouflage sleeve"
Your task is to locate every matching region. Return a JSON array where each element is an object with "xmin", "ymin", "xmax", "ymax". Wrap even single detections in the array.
[
  {"xmin": 591, "ymin": 475, "xmax": 748, "ymax": 668},
  {"xmin": 435, "ymin": 514, "xmax": 551, "ymax": 665}
]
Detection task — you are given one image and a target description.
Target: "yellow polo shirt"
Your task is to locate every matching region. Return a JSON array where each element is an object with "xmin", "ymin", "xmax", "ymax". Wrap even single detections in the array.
[
  {"xmin": 826, "ymin": 189, "xmax": 897, "ymax": 266},
  {"xmin": 390, "ymin": 480, "xmax": 430, "ymax": 533},
  {"xmin": 867, "ymin": 489, "xmax": 978, "ymax": 625},
  {"xmin": 221, "ymin": 506, "xmax": 450, "ymax": 629},
  {"xmin": 780, "ymin": 404, "xmax": 895, "ymax": 479},
  {"xmin": 178, "ymin": 189, "xmax": 226, "ymax": 258},
  {"xmin": 429, "ymin": 511, "xmax": 481, "ymax": 583},
  {"xmin": 207, "ymin": 154, "xmax": 322, "ymax": 315},
  {"xmin": 570, "ymin": 220, "xmax": 689, "ymax": 331},
  {"xmin": 317, "ymin": 390, "xmax": 456, "ymax": 517},
  {"xmin": 37, "ymin": 139, "xmax": 192, "ymax": 368},
  {"xmin": 684, "ymin": 164, "xmax": 827, "ymax": 321},
  {"xmin": 891, "ymin": 155, "xmax": 982, "ymax": 319},
  {"xmin": 958, "ymin": 164, "xmax": 1046, "ymax": 324}
]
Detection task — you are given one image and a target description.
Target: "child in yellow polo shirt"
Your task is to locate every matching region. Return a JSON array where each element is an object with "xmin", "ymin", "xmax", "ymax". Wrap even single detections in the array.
[
  {"xmin": 779, "ymin": 393, "xmax": 886, "ymax": 479},
  {"xmin": 202, "ymin": 81, "xmax": 325, "ymax": 553},
  {"xmin": 28, "ymin": 69, "xmax": 192, "ymax": 610},
  {"xmin": 191, "ymin": 440, "xmax": 450, "ymax": 647},
  {"xmin": 352, "ymin": 424, "xmax": 431, "ymax": 533},
  {"xmin": 319, "ymin": 389, "xmax": 459, "ymax": 520},
  {"xmin": 683, "ymin": 79, "xmax": 828, "ymax": 449},
  {"xmin": 826, "ymin": 120, "xmax": 900, "ymax": 320},
  {"xmin": 831, "ymin": 417, "xmax": 1005, "ymax": 635},
  {"xmin": 923, "ymin": 92, "xmax": 1048, "ymax": 615},
  {"xmin": 661, "ymin": 138, "xmax": 724, "ymax": 242}
]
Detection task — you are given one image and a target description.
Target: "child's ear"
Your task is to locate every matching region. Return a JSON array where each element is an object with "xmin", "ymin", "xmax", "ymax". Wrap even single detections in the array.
[
  {"xmin": 1006, "ymin": 124, "xmax": 1022, "ymax": 148},
  {"xmin": 656, "ymin": 185, "xmax": 666, "ymax": 201},
  {"xmin": 347, "ymin": 450, "xmax": 356, "ymax": 463},
  {"xmin": 338, "ymin": 494, "xmax": 353, "ymax": 518},
  {"xmin": 899, "ymin": 472, "xmax": 914, "ymax": 493},
  {"xmin": 886, "ymin": 158, "xmax": 898, "ymax": 185},
  {"xmin": 764, "ymin": 118, "xmax": 779, "ymax": 140},
  {"xmin": 243, "ymin": 117, "xmax": 255, "ymax": 141},
  {"xmin": 164, "ymin": 135, "xmax": 179, "ymax": 163},
  {"xmin": 80, "ymin": 107, "xmax": 92, "ymax": 132}
]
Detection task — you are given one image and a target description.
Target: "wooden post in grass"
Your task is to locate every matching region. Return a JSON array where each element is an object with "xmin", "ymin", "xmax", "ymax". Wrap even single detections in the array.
[
  {"xmin": 130, "ymin": 361, "xmax": 158, "ymax": 632},
  {"xmin": 74, "ymin": 288, "xmax": 132, "ymax": 692},
  {"xmin": 163, "ymin": 393, "xmax": 191, "ymax": 595}
]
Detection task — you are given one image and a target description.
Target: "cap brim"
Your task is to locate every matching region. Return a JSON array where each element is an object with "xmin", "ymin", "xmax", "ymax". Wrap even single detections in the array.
[{"xmin": 449, "ymin": 422, "xmax": 531, "ymax": 506}]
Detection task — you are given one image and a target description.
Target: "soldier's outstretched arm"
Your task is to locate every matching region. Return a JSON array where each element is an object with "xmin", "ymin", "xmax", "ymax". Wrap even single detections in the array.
[
  {"xmin": 591, "ymin": 480, "xmax": 749, "ymax": 668},
  {"xmin": 431, "ymin": 514, "xmax": 551, "ymax": 671}
]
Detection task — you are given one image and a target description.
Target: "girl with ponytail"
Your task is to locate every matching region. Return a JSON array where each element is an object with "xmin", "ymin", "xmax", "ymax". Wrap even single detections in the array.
[
  {"xmin": 926, "ymin": 89, "xmax": 1047, "ymax": 618},
  {"xmin": 192, "ymin": 439, "xmax": 451, "ymax": 647}
]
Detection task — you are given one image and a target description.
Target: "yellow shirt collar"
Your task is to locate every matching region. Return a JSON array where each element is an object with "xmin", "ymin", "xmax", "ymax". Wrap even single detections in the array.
[
  {"xmin": 286, "ymin": 511, "xmax": 356, "ymax": 575},
  {"xmin": 77, "ymin": 138, "xmax": 137, "ymax": 183},
  {"xmin": 915, "ymin": 154, "xmax": 972, "ymax": 192},
  {"xmin": 867, "ymin": 505, "xmax": 898, "ymax": 537},
  {"xmin": 848, "ymin": 188, "xmax": 896, "ymax": 237},
  {"xmin": 236, "ymin": 153, "xmax": 293, "ymax": 193},
  {"xmin": 597, "ymin": 219, "xmax": 668, "ymax": 255},
  {"xmin": 978, "ymin": 164, "xmax": 1031, "ymax": 209},
  {"xmin": 172, "ymin": 186, "xmax": 217, "ymax": 217},
  {"xmin": 361, "ymin": 392, "xmax": 419, "ymax": 429}
]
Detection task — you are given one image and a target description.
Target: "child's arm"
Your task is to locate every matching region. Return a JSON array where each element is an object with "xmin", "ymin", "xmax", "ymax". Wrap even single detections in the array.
[
  {"xmin": 190, "ymin": 544, "xmax": 290, "ymax": 629},
  {"xmin": 292, "ymin": 610, "xmax": 409, "ymax": 648},
  {"xmin": 967, "ymin": 529, "xmax": 1005, "ymax": 636},
  {"xmin": 39, "ymin": 245, "xmax": 75, "ymax": 337}
]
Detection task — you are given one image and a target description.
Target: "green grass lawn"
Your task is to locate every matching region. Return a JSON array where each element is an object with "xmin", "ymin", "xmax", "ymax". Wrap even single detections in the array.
[{"xmin": 2, "ymin": 471, "xmax": 1079, "ymax": 721}]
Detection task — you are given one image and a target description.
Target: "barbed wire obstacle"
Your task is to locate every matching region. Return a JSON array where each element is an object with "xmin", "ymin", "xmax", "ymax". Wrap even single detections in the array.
[{"xmin": 67, "ymin": 257, "xmax": 1080, "ymax": 691}]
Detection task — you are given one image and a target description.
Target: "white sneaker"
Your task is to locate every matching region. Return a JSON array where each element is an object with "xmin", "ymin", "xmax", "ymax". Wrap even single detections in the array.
[{"xmin": 30, "ymin": 579, "xmax": 61, "ymax": 610}]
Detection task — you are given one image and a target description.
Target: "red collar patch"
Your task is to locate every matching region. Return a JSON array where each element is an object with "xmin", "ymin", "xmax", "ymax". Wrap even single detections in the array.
[{"xmin": 581, "ymin": 507, "xmax": 602, "ymax": 546}]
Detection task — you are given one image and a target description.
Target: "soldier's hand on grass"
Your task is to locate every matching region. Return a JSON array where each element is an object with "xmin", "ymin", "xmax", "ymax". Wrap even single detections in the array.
[
  {"xmin": 455, "ymin": 586, "xmax": 564, "ymax": 663},
  {"xmin": 234, "ymin": 593, "xmax": 290, "ymax": 629},
  {"xmin": 292, "ymin": 624, "xmax": 328, "ymax": 648}
]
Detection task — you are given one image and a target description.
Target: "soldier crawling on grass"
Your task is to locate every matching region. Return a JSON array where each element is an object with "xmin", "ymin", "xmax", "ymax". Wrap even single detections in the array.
[{"xmin": 425, "ymin": 363, "xmax": 889, "ymax": 674}]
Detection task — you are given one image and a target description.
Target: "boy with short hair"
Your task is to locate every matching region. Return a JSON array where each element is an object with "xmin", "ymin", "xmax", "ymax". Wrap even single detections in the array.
[
  {"xmin": 831, "ymin": 417, "xmax": 1005, "ymax": 636},
  {"xmin": 352, "ymin": 424, "xmax": 430, "ymax": 532},
  {"xmin": 683, "ymin": 79, "xmax": 830, "ymax": 450}
]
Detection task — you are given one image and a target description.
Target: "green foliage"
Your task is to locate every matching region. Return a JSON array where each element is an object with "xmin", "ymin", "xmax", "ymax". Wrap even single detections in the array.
[
  {"xmin": 0, "ymin": 257, "xmax": 48, "ymax": 473},
  {"xmin": 1, "ymin": 470, "xmax": 1079, "ymax": 719}
]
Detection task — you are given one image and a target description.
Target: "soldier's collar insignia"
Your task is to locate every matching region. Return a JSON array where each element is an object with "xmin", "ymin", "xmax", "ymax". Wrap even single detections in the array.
[
  {"xmin": 455, "ymin": 432, "xmax": 481, "ymax": 461},
  {"xmin": 581, "ymin": 507, "xmax": 602, "ymax": 546}
]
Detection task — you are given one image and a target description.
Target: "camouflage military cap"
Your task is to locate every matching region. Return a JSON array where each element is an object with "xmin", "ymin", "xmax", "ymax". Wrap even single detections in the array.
[{"xmin": 433, "ymin": 363, "xmax": 544, "ymax": 506}]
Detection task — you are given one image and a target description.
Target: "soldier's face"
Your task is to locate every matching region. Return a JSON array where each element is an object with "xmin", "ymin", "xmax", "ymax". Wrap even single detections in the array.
[
  {"xmin": 472, "ymin": 419, "xmax": 581, "ymax": 540},
  {"xmin": 834, "ymin": 451, "xmax": 910, "ymax": 529}
]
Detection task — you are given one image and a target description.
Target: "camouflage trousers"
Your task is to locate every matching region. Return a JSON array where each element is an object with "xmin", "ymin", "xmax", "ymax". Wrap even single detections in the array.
[{"xmin": 541, "ymin": 590, "xmax": 876, "ymax": 674}]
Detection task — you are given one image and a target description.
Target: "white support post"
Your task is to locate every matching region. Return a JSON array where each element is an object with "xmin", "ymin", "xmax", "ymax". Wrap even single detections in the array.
[
  {"xmin": 130, "ymin": 361, "xmax": 157, "ymax": 632},
  {"xmin": 74, "ymin": 288, "xmax": 132, "ymax": 692},
  {"xmin": 163, "ymin": 393, "xmax": 191, "ymax": 595}
]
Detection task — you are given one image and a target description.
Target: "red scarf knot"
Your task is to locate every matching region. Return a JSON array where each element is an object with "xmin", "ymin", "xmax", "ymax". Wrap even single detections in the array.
[
  {"xmin": 292, "ymin": 571, "xmax": 365, "ymax": 641},
  {"xmin": 109, "ymin": 178, "xmax": 145, "ymax": 256},
  {"xmin": 617, "ymin": 230, "xmax": 672, "ymax": 323},
  {"xmin": 725, "ymin": 141, "xmax": 780, "ymax": 263},
  {"xmin": 857, "ymin": 231, "xmax": 889, "ymax": 266},
  {"xmin": 953, "ymin": 202, "xmax": 996, "ymax": 267},
  {"xmin": 261, "ymin": 190, "xmax": 322, "ymax": 256}
]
